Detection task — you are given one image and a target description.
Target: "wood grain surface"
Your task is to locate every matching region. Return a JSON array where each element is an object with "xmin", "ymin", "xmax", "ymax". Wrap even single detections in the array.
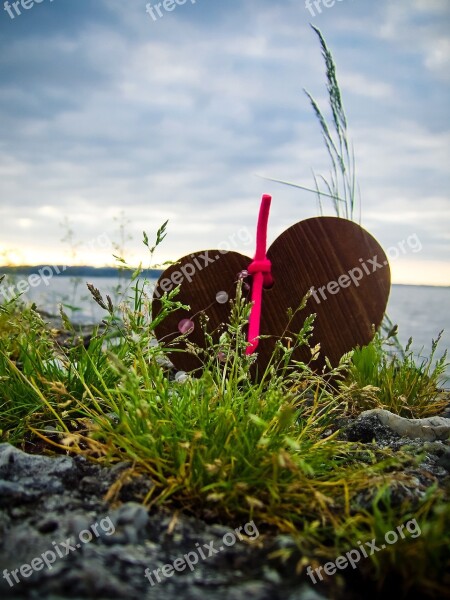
[{"xmin": 151, "ymin": 217, "xmax": 391, "ymax": 377}]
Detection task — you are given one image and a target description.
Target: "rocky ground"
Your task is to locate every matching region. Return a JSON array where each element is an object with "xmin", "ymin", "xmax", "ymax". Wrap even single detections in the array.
[
  {"xmin": 1, "ymin": 407, "xmax": 449, "ymax": 600},
  {"xmin": 0, "ymin": 443, "xmax": 328, "ymax": 600}
]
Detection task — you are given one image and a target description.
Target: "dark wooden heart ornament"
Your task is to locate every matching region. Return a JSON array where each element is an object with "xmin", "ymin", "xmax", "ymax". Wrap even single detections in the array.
[{"xmin": 151, "ymin": 196, "xmax": 390, "ymax": 376}]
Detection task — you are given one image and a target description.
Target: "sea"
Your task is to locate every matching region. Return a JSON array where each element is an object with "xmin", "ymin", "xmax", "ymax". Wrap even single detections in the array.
[{"xmin": 7, "ymin": 275, "xmax": 450, "ymax": 381}]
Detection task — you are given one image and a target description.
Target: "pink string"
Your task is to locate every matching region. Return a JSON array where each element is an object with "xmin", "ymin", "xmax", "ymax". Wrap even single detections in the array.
[{"xmin": 245, "ymin": 194, "xmax": 273, "ymax": 355}]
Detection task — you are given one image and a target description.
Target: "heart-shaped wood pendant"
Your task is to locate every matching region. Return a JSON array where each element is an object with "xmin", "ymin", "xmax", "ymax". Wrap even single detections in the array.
[{"xmin": 151, "ymin": 196, "xmax": 390, "ymax": 377}]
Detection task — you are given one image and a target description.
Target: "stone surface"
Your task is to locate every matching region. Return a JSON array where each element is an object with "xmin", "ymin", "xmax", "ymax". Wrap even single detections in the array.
[
  {"xmin": 359, "ymin": 409, "xmax": 450, "ymax": 441},
  {"xmin": 2, "ymin": 415, "xmax": 449, "ymax": 600},
  {"xmin": 0, "ymin": 444, "xmax": 328, "ymax": 600}
]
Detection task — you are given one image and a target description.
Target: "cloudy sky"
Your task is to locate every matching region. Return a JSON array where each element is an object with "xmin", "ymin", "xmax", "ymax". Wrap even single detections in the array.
[{"xmin": 0, "ymin": 0, "xmax": 449, "ymax": 285}]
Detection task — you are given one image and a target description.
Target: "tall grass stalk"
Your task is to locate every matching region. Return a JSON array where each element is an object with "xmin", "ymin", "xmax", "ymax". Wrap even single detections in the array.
[{"xmin": 262, "ymin": 25, "xmax": 360, "ymax": 222}]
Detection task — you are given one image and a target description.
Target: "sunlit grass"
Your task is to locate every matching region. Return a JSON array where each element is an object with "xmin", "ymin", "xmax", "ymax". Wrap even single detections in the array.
[{"xmin": 341, "ymin": 329, "xmax": 448, "ymax": 418}]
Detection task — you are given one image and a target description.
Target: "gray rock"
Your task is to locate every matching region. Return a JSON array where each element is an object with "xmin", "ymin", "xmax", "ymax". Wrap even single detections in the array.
[
  {"xmin": 0, "ymin": 443, "xmax": 305, "ymax": 600},
  {"xmin": 437, "ymin": 447, "xmax": 450, "ymax": 471},
  {"xmin": 286, "ymin": 585, "xmax": 329, "ymax": 600},
  {"xmin": 108, "ymin": 502, "xmax": 150, "ymax": 544},
  {"xmin": 360, "ymin": 409, "xmax": 450, "ymax": 441}
]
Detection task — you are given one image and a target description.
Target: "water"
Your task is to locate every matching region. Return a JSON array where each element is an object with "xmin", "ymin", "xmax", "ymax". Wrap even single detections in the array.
[
  {"xmin": 5, "ymin": 275, "xmax": 449, "ymax": 380},
  {"xmin": 385, "ymin": 285, "xmax": 449, "ymax": 380},
  {"xmin": 16, "ymin": 276, "xmax": 154, "ymax": 324}
]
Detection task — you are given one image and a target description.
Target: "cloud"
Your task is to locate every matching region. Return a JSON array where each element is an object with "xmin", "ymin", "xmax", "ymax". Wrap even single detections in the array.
[
  {"xmin": 338, "ymin": 72, "xmax": 394, "ymax": 99},
  {"xmin": 0, "ymin": 0, "xmax": 448, "ymax": 286},
  {"xmin": 379, "ymin": 0, "xmax": 450, "ymax": 80}
]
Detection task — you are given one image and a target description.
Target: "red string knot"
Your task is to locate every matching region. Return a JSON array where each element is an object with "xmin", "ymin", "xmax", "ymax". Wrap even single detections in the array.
[{"xmin": 247, "ymin": 258, "xmax": 273, "ymax": 287}]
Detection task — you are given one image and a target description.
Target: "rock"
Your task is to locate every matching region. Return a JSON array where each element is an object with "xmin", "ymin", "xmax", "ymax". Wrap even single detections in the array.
[
  {"xmin": 0, "ymin": 443, "xmax": 323, "ymax": 600},
  {"xmin": 345, "ymin": 414, "xmax": 398, "ymax": 445},
  {"xmin": 0, "ymin": 443, "xmax": 74, "ymax": 505},
  {"xmin": 359, "ymin": 409, "xmax": 450, "ymax": 441},
  {"xmin": 0, "ymin": 439, "xmax": 446, "ymax": 599},
  {"xmin": 437, "ymin": 447, "xmax": 450, "ymax": 472},
  {"xmin": 286, "ymin": 585, "xmax": 329, "ymax": 600},
  {"xmin": 108, "ymin": 502, "xmax": 150, "ymax": 544}
]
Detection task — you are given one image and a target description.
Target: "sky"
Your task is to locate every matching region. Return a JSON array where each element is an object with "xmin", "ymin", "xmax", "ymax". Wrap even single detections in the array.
[{"xmin": 0, "ymin": 0, "xmax": 449, "ymax": 285}]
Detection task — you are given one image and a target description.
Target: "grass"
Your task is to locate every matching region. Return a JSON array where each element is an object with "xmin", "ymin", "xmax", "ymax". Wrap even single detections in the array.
[
  {"xmin": 0, "ymin": 271, "xmax": 448, "ymax": 597},
  {"xmin": 262, "ymin": 25, "xmax": 359, "ymax": 222},
  {"xmin": 341, "ymin": 328, "xmax": 448, "ymax": 418}
]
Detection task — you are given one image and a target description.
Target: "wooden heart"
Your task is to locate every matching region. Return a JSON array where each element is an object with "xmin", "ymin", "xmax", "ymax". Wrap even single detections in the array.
[{"xmin": 151, "ymin": 216, "xmax": 390, "ymax": 376}]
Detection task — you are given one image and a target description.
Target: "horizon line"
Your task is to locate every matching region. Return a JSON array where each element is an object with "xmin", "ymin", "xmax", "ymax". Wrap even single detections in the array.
[{"xmin": 1, "ymin": 265, "xmax": 448, "ymax": 288}]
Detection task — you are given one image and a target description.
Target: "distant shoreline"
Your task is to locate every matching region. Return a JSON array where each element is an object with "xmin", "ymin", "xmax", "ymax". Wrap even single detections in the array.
[
  {"xmin": 0, "ymin": 266, "xmax": 164, "ymax": 278},
  {"xmin": 0, "ymin": 266, "xmax": 449, "ymax": 288}
]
